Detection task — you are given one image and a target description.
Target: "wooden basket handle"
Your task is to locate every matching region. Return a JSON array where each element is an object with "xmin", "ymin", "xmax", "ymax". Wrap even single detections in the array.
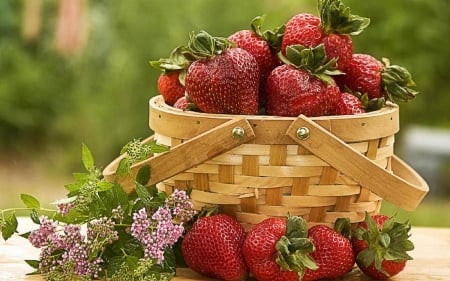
[
  {"xmin": 103, "ymin": 118, "xmax": 255, "ymax": 192},
  {"xmin": 286, "ymin": 115, "xmax": 429, "ymax": 211}
]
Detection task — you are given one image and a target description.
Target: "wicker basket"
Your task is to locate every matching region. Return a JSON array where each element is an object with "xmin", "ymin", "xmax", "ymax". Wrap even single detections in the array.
[{"xmin": 103, "ymin": 95, "xmax": 428, "ymax": 229}]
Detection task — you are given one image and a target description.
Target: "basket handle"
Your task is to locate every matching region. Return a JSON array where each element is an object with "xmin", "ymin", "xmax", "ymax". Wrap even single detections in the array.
[
  {"xmin": 103, "ymin": 118, "xmax": 255, "ymax": 192},
  {"xmin": 286, "ymin": 115, "xmax": 429, "ymax": 211}
]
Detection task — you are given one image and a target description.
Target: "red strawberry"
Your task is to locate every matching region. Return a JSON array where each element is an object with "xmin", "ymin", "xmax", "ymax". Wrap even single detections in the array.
[
  {"xmin": 242, "ymin": 216, "xmax": 317, "ymax": 281},
  {"xmin": 335, "ymin": 92, "xmax": 366, "ymax": 115},
  {"xmin": 303, "ymin": 224, "xmax": 355, "ymax": 281},
  {"xmin": 281, "ymin": 0, "xmax": 370, "ymax": 71},
  {"xmin": 156, "ymin": 71, "xmax": 185, "ymax": 105},
  {"xmin": 184, "ymin": 31, "xmax": 259, "ymax": 115},
  {"xmin": 352, "ymin": 213, "xmax": 414, "ymax": 280},
  {"xmin": 337, "ymin": 53, "xmax": 418, "ymax": 103},
  {"xmin": 150, "ymin": 46, "xmax": 190, "ymax": 105},
  {"xmin": 181, "ymin": 214, "xmax": 248, "ymax": 281},
  {"xmin": 265, "ymin": 44, "xmax": 341, "ymax": 117},
  {"xmin": 228, "ymin": 16, "xmax": 284, "ymax": 102}
]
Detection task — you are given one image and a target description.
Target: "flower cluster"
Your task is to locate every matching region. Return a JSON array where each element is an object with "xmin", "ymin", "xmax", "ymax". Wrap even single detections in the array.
[
  {"xmin": 28, "ymin": 216, "xmax": 119, "ymax": 279},
  {"xmin": 165, "ymin": 189, "xmax": 197, "ymax": 222},
  {"xmin": 2, "ymin": 143, "xmax": 197, "ymax": 281},
  {"xmin": 131, "ymin": 189, "xmax": 196, "ymax": 263}
]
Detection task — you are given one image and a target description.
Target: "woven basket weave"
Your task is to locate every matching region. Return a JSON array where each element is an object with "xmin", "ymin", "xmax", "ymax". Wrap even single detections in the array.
[{"xmin": 103, "ymin": 95, "xmax": 428, "ymax": 229}]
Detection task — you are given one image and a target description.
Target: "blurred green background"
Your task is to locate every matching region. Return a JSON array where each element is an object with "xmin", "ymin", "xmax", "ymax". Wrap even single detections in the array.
[{"xmin": 1, "ymin": 0, "xmax": 449, "ymax": 226}]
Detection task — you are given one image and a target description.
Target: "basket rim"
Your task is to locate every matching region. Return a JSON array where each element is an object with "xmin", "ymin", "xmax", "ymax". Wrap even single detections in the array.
[
  {"xmin": 149, "ymin": 95, "xmax": 400, "ymax": 143},
  {"xmin": 149, "ymin": 94, "xmax": 398, "ymax": 121}
]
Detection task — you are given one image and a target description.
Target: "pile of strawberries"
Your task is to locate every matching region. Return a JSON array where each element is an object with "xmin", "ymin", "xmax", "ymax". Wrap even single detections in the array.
[
  {"xmin": 181, "ymin": 213, "xmax": 414, "ymax": 281},
  {"xmin": 151, "ymin": 0, "xmax": 417, "ymax": 117}
]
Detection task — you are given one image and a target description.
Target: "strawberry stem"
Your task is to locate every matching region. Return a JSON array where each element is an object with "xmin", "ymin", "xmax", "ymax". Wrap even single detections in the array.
[
  {"xmin": 381, "ymin": 58, "xmax": 418, "ymax": 103},
  {"xmin": 183, "ymin": 30, "xmax": 234, "ymax": 61},
  {"xmin": 319, "ymin": 0, "xmax": 370, "ymax": 35},
  {"xmin": 280, "ymin": 44, "xmax": 342, "ymax": 85},
  {"xmin": 251, "ymin": 15, "xmax": 285, "ymax": 52},
  {"xmin": 353, "ymin": 213, "xmax": 414, "ymax": 276},
  {"xmin": 274, "ymin": 215, "xmax": 318, "ymax": 279}
]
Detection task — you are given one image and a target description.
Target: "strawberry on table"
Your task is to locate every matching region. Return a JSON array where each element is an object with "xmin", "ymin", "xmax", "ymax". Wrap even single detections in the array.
[
  {"xmin": 242, "ymin": 215, "xmax": 317, "ymax": 281},
  {"xmin": 265, "ymin": 44, "xmax": 342, "ymax": 117},
  {"xmin": 281, "ymin": 0, "xmax": 370, "ymax": 71},
  {"xmin": 352, "ymin": 213, "xmax": 414, "ymax": 280},
  {"xmin": 337, "ymin": 53, "xmax": 418, "ymax": 104},
  {"xmin": 303, "ymin": 222, "xmax": 355, "ymax": 281},
  {"xmin": 228, "ymin": 16, "xmax": 284, "ymax": 102},
  {"xmin": 181, "ymin": 214, "xmax": 248, "ymax": 281},
  {"xmin": 183, "ymin": 30, "xmax": 260, "ymax": 115}
]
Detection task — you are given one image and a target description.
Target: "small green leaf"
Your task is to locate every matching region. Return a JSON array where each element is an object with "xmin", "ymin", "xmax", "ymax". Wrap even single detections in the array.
[
  {"xmin": 148, "ymin": 140, "xmax": 169, "ymax": 153},
  {"xmin": 162, "ymin": 247, "xmax": 177, "ymax": 273},
  {"xmin": 20, "ymin": 231, "xmax": 31, "ymax": 239},
  {"xmin": 20, "ymin": 194, "xmax": 40, "ymax": 209},
  {"xmin": 1, "ymin": 213, "xmax": 18, "ymax": 240},
  {"xmin": 126, "ymin": 255, "xmax": 140, "ymax": 270},
  {"xmin": 136, "ymin": 183, "xmax": 153, "ymax": 208},
  {"xmin": 25, "ymin": 260, "xmax": 40, "ymax": 269},
  {"xmin": 117, "ymin": 158, "xmax": 131, "ymax": 178},
  {"xmin": 30, "ymin": 209, "xmax": 40, "ymax": 224},
  {"xmin": 97, "ymin": 181, "xmax": 114, "ymax": 192},
  {"xmin": 81, "ymin": 143, "xmax": 95, "ymax": 170},
  {"xmin": 136, "ymin": 165, "xmax": 151, "ymax": 186}
]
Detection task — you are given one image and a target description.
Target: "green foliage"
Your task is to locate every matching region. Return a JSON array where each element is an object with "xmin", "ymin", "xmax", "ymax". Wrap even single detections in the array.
[{"xmin": 0, "ymin": 143, "xmax": 195, "ymax": 280}]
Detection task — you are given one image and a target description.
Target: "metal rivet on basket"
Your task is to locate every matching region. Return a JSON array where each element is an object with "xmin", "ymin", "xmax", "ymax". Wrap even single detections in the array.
[
  {"xmin": 232, "ymin": 127, "xmax": 245, "ymax": 139},
  {"xmin": 296, "ymin": 127, "xmax": 310, "ymax": 140}
]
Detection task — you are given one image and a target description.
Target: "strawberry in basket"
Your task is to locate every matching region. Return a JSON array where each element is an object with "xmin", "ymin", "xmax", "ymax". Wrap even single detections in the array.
[
  {"xmin": 228, "ymin": 15, "xmax": 284, "ymax": 102},
  {"xmin": 182, "ymin": 30, "xmax": 260, "ymax": 115},
  {"xmin": 281, "ymin": 0, "xmax": 370, "ymax": 71},
  {"xmin": 150, "ymin": 47, "xmax": 190, "ymax": 106},
  {"xmin": 336, "ymin": 54, "xmax": 418, "ymax": 107},
  {"xmin": 265, "ymin": 44, "xmax": 343, "ymax": 117}
]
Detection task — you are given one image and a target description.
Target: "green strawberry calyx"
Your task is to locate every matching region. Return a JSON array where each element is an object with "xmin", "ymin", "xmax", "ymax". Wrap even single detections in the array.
[
  {"xmin": 251, "ymin": 15, "xmax": 286, "ymax": 52},
  {"xmin": 149, "ymin": 46, "xmax": 190, "ymax": 86},
  {"xmin": 280, "ymin": 44, "xmax": 343, "ymax": 85},
  {"xmin": 343, "ymin": 87, "xmax": 386, "ymax": 112},
  {"xmin": 182, "ymin": 30, "xmax": 234, "ymax": 61},
  {"xmin": 353, "ymin": 213, "xmax": 414, "ymax": 276},
  {"xmin": 275, "ymin": 215, "xmax": 318, "ymax": 279},
  {"xmin": 381, "ymin": 58, "xmax": 418, "ymax": 103},
  {"xmin": 319, "ymin": 0, "xmax": 370, "ymax": 35}
]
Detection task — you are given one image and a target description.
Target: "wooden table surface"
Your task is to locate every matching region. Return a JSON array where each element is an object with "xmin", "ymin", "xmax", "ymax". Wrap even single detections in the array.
[{"xmin": 1, "ymin": 219, "xmax": 449, "ymax": 281}]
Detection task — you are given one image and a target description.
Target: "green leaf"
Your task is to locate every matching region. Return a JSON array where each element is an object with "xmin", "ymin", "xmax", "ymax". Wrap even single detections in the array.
[
  {"xmin": 136, "ymin": 165, "xmax": 151, "ymax": 186},
  {"xmin": 102, "ymin": 182, "xmax": 130, "ymax": 216},
  {"xmin": 148, "ymin": 140, "xmax": 169, "ymax": 154},
  {"xmin": 97, "ymin": 181, "xmax": 115, "ymax": 192},
  {"xmin": 162, "ymin": 247, "xmax": 177, "ymax": 273},
  {"xmin": 136, "ymin": 183, "xmax": 153, "ymax": 208},
  {"xmin": 81, "ymin": 143, "xmax": 95, "ymax": 170},
  {"xmin": 20, "ymin": 194, "xmax": 40, "ymax": 209},
  {"xmin": 30, "ymin": 209, "xmax": 40, "ymax": 224},
  {"xmin": 106, "ymin": 256, "xmax": 127, "ymax": 277},
  {"xmin": 20, "ymin": 231, "xmax": 31, "ymax": 239},
  {"xmin": 126, "ymin": 255, "xmax": 140, "ymax": 270},
  {"xmin": 1, "ymin": 213, "xmax": 18, "ymax": 240},
  {"xmin": 117, "ymin": 158, "xmax": 131, "ymax": 178},
  {"xmin": 25, "ymin": 260, "xmax": 40, "ymax": 269}
]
